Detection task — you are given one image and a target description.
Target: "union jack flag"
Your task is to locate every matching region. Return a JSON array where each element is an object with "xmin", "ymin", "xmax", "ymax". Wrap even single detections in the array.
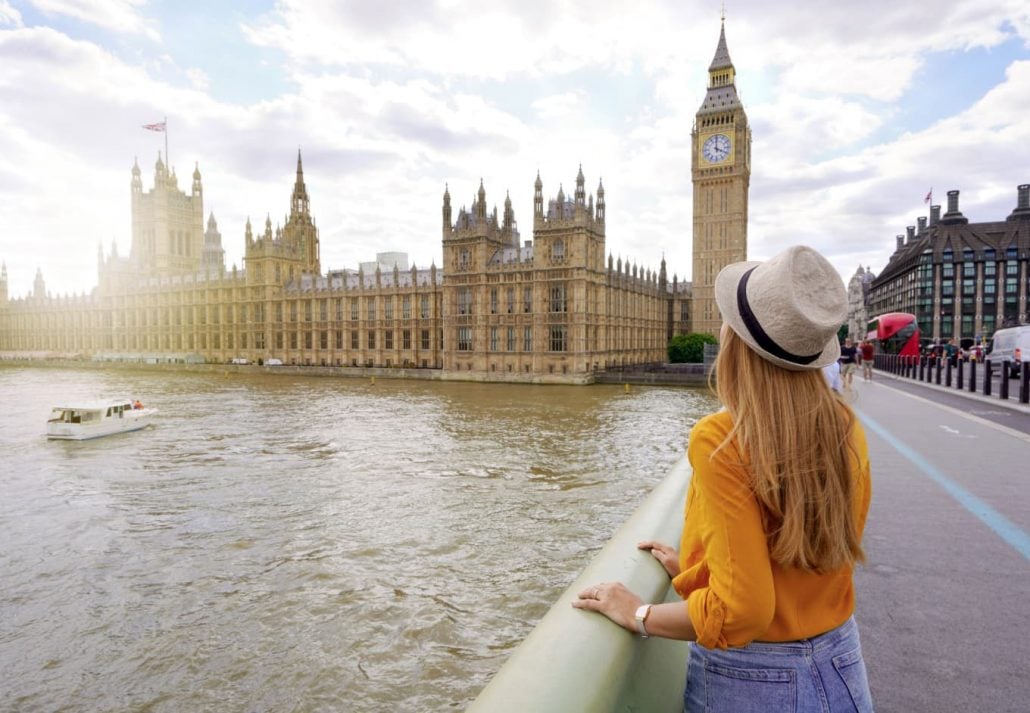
[
  {"xmin": 924, "ymin": 188, "xmax": 932, "ymax": 204},
  {"xmin": 142, "ymin": 122, "xmax": 166, "ymax": 132}
]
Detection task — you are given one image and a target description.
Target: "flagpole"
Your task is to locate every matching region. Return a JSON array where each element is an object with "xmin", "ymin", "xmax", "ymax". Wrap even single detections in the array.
[{"xmin": 164, "ymin": 116, "xmax": 169, "ymax": 169}]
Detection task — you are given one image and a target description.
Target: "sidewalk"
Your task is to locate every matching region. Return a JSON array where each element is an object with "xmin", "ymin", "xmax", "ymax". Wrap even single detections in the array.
[{"xmin": 849, "ymin": 380, "xmax": 1030, "ymax": 712}]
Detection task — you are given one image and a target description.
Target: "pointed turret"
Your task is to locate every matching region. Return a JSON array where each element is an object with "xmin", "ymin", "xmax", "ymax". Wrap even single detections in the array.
[
  {"xmin": 575, "ymin": 164, "xmax": 586, "ymax": 207},
  {"xmin": 291, "ymin": 149, "xmax": 310, "ymax": 218},
  {"xmin": 443, "ymin": 183, "xmax": 452, "ymax": 234},
  {"xmin": 33, "ymin": 267, "xmax": 45, "ymax": 301},
  {"xmin": 131, "ymin": 156, "xmax": 142, "ymax": 195},
  {"xmin": 192, "ymin": 161, "xmax": 202, "ymax": 196},
  {"xmin": 534, "ymin": 171, "xmax": 544, "ymax": 219},
  {"xmin": 596, "ymin": 178, "xmax": 605, "ymax": 223},
  {"xmin": 477, "ymin": 178, "xmax": 487, "ymax": 220},
  {"xmin": 709, "ymin": 18, "xmax": 733, "ymax": 71}
]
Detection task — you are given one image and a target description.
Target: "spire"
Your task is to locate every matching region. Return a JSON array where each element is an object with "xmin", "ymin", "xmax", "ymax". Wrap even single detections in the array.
[
  {"xmin": 291, "ymin": 149, "xmax": 309, "ymax": 218},
  {"xmin": 534, "ymin": 171, "xmax": 544, "ymax": 219},
  {"xmin": 709, "ymin": 15, "xmax": 733, "ymax": 71},
  {"xmin": 442, "ymin": 183, "xmax": 452, "ymax": 233},
  {"xmin": 575, "ymin": 164, "xmax": 586, "ymax": 206}
]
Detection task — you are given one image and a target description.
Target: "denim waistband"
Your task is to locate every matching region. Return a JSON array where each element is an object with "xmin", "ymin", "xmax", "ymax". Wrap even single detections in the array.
[{"xmin": 741, "ymin": 616, "xmax": 858, "ymax": 655}]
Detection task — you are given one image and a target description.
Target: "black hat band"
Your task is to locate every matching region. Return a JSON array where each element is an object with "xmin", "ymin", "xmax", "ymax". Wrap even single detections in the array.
[{"xmin": 736, "ymin": 267, "xmax": 823, "ymax": 366}]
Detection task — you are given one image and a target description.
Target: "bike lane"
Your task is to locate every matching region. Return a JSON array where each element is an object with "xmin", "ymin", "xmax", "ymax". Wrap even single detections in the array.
[{"xmin": 848, "ymin": 380, "xmax": 1030, "ymax": 713}]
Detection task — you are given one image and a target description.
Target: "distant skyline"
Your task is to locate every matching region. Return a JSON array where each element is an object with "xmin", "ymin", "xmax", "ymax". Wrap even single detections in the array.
[{"xmin": 1, "ymin": 0, "xmax": 1028, "ymax": 298}]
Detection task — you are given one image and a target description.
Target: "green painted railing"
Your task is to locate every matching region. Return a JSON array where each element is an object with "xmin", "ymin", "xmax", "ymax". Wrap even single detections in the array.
[{"xmin": 468, "ymin": 457, "xmax": 693, "ymax": 713}]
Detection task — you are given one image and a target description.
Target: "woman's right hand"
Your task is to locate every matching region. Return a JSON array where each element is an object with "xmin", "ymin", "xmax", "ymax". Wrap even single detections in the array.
[{"xmin": 638, "ymin": 540, "xmax": 680, "ymax": 578}]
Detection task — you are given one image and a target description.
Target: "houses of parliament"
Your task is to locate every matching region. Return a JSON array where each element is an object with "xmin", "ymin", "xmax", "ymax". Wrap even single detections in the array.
[{"xmin": 0, "ymin": 23, "xmax": 751, "ymax": 383}]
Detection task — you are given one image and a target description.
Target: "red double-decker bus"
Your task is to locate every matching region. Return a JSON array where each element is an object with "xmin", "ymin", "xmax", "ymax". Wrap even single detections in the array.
[{"xmin": 866, "ymin": 312, "xmax": 920, "ymax": 357}]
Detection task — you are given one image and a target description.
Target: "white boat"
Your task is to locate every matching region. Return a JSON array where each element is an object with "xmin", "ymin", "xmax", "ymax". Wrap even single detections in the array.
[{"xmin": 46, "ymin": 400, "xmax": 157, "ymax": 440}]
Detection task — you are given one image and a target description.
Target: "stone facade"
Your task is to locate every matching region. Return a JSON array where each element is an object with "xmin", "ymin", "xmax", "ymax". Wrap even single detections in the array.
[
  {"xmin": 0, "ymin": 23, "xmax": 748, "ymax": 379},
  {"xmin": 846, "ymin": 266, "xmax": 876, "ymax": 339},
  {"xmin": 691, "ymin": 20, "xmax": 751, "ymax": 336},
  {"xmin": 867, "ymin": 186, "xmax": 1030, "ymax": 346}
]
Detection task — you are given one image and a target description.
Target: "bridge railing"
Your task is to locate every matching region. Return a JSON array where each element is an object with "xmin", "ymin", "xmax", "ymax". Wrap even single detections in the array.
[
  {"xmin": 872, "ymin": 354, "xmax": 1030, "ymax": 404},
  {"xmin": 467, "ymin": 457, "xmax": 693, "ymax": 713}
]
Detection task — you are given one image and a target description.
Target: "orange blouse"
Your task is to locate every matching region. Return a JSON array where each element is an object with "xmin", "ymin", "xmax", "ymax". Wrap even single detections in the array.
[{"xmin": 671, "ymin": 409, "xmax": 871, "ymax": 649}]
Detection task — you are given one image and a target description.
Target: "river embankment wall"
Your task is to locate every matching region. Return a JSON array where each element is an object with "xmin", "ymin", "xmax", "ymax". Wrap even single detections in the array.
[{"xmin": 0, "ymin": 356, "xmax": 711, "ymax": 387}]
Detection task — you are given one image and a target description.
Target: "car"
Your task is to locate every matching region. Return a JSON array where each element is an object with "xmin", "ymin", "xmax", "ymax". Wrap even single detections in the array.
[
  {"xmin": 988, "ymin": 325, "xmax": 1030, "ymax": 378},
  {"xmin": 265, "ymin": 358, "xmax": 284, "ymax": 366}
]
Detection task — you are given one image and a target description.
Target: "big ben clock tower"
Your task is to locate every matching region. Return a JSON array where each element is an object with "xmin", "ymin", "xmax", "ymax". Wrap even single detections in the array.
[{"xmin": 691, "ymin": 18, "xmax": 751, "ymax": 336}]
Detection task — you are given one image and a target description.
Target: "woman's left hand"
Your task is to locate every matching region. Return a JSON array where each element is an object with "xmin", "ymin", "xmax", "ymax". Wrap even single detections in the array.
[{"xmin": 571, "ymin": 581, "xmax": 642, "ymax": 633}]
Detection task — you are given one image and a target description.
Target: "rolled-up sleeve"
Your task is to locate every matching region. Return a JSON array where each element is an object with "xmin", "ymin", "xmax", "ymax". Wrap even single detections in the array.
[{"xmin": 683, "ymin": 418, "xmax": 775, "ymax": 649}]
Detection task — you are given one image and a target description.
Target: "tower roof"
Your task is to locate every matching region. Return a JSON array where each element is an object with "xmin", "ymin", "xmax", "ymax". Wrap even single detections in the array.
[{"xmin": 709, "ymin": 20, "xmax": 733, "ymax": 71}]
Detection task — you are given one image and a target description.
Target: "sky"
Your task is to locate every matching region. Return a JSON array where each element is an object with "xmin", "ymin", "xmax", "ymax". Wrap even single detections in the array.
[{"xmin": 1, "ymin": 0, "xmax": 1029, "ymax": 299}]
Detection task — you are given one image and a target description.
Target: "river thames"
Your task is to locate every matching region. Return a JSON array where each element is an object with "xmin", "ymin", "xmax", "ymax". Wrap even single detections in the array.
[{"xmin": 0, "ymin": 366, "xmax": 718, "ymax": 711}]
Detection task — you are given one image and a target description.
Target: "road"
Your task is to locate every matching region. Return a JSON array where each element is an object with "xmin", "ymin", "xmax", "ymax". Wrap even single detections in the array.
[{"xmin": 848, "ymin": 378, "xmax": 1030, "ymax": 712}]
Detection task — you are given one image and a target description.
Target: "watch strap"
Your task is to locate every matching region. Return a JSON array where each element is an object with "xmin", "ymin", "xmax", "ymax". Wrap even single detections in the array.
[{"xmin": 634, "ymin": 604, "xmax": 652, "ymax": 638}]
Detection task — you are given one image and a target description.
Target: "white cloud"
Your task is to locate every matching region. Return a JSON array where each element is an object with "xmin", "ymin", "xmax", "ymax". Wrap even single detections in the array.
[
  {"xmin": 185, "ymin": 67, "xmax": 209, "ymax": 91},
  {"xmin": 30, "ymin": 0, "xmax": 160, "ymax": 41},
  {"xmin": 0, "ymin": 1, "xmax": 23, "ymax": 27},
  {"xmin": 0, "ymin": 1, "xmax": 1029, "ymax": 299}
]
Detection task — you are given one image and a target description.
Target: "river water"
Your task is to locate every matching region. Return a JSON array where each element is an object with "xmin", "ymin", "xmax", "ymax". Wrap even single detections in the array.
[{"xmin": 0, "ymin": 366, "xmax": 718, "ymax": 712}]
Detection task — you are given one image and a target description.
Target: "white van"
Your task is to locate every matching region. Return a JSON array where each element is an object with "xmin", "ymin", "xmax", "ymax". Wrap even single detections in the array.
[
  {"xmin": 988, "ymin": 325, "xmax": 1030, "ymax": 378},
  {"xmin": 230, "ymin": 357, "xmax": 250, "ymax": 365}
]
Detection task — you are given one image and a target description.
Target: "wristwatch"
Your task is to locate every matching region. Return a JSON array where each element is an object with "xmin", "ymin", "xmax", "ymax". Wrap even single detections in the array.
[{"xmin": 634, "ymin": 604, "xmax": 653, "ymax": 638}]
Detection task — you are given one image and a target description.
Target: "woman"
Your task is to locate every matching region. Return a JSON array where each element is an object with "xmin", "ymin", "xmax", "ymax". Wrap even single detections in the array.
[{"xmin": 573, "ymin": 245, "xmax": 873, "ymax": 712}]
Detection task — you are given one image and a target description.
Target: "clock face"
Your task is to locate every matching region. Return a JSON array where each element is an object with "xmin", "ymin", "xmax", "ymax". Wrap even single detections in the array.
[{"xmin": 702, "ymin": 134, "xmax": 731, "ymax": 163}]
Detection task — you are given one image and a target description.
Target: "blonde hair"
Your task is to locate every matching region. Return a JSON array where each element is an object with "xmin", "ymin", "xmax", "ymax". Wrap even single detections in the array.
[{"xmin": 711, "ymin": 328, "xmax": 865, "ymax": 573}]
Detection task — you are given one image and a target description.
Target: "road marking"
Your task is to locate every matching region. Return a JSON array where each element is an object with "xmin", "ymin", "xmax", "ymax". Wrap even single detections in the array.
[
  {"xmin": 861, "ymin": 381, "xmax": 1030, "ymax": 444},
  {"xmin": 857, "ymin": 409, "xmax": 1030, "ymax": 562}
]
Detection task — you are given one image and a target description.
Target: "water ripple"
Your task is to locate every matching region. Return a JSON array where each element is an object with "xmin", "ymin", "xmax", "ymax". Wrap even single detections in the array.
[{"xmin": 0, "ymin": 365, "xmax": 717, "ymax": 711}]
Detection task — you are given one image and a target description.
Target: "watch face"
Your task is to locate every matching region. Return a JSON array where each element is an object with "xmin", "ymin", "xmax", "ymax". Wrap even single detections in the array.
[{"xmin": 702, "ymin": 134, "xmax": 731, "ymax": 163}]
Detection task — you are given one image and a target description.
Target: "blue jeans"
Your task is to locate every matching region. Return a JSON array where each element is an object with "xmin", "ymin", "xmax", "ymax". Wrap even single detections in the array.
[{"xmin": 683, "ymin": 616, "xmax": 873, "ymax": 712}]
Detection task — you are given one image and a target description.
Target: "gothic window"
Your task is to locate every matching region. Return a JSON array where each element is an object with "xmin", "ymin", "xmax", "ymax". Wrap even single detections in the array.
[
  {"xmin": 402, "ymin": 295, "xmax": 411, "ymax": 319},
  {"xmin": 350, "ymin": 299, "xmax": 358, "ymax": 321},
  {"xmin": 490, "ymin": 327, "xmax": 498, "ymax": 351},
  {"xmin": 421, "ymin": 329, "xmax": 430, "ymax": 350},
  {"xmin": 457, "ymin": 327, "xmax": 472, "ymax": 351},
  {"xmin": 384, "ymin": 297, "xmax": 393, "ymax": 320},
  {"xmin": 403, "ymin": 329, "xmax": 411, "ymax": 349},
  {"xmin": 507, "ymin": 327, "xmax": 516, "ymax": 351},
  {"xmin": 490, "ymin": 288, "xmax": 498, "ymax": 314},
  {"xmin": 552, "ymin": 239, "xmax": 565, "ymax": 262},
  {"xmin": 459, "ymin": 249, "xmax": 471, "ymax": 270},
  {"xmin": 523, "ymin": 286, "xmax": 532, "ymax": 313},
  {"xmin": 320, "ymin": 299, "xmax": 328, "ymax": 321},
  {"xmin": 457, "ymin": 287, "xmax": 473, "ymax": 315},
  {"xmin": 367, "ymin": 298, "xmax": 375, "ymax": 321},
  {"xmin": 420, "ymin": 294, "xmax": 430, "ymax": 319},
  {"xmin": 549, "ymin": 325, "xmax": 567, "ymax": 352},
  {"xmin": 524, "ymin": 326, "xmax": 533, "ymax": 351},
  {"xmin": 320, "ymin": 331, "xmax": 328, "ymax": 349},
  {"xmin": 368, "ymin": 330, "xmax": 376, "ymax": 349},
  {"xmin": 305, "ymin": 300, "xmax": 312, "ymax": 322},
  {"xmin": 549, "ymin": 283, "xmax": 567, "ymax": 313},
  {"xmin": 351, "ymin": 330, "xmax": 358, "ymax": 349},
  {"xmin": 385, "ymin": 330, "xmax": 393, "ymax": 349}
]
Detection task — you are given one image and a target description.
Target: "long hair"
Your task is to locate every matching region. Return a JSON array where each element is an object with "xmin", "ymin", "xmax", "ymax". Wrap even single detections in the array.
[{"xmin": 711, "ymin": 328, "xmax": 865, "ymax": 573}]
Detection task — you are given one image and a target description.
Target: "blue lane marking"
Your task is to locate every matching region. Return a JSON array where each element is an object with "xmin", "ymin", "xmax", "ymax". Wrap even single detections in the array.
[{"xmin": 856, "ymin": 408, "xmax": 1030, "ymax": 562}]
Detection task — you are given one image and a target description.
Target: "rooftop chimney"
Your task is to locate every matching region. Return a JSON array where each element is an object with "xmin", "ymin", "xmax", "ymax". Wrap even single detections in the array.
[
  {"xmin": 917, "ymin": 216, "xmax": 927, "ymax": 235},
  {"xmin": 940, "ymin": 189, "xmax": 968, "ymax": 225},
  {"xmin": 1008, "ymin": 184, "xmax": 1030, "ymax": 221},
  {"xmin": 906, "ymin": 226, "xmax": 915, "ymax": 243},
  {"xmin": 930, "ymin": 204, "xmax": 941, "ymax": 226},
  {"xmin": 896, "ymin": 234, "xmax": 904, "ymax": 251}
]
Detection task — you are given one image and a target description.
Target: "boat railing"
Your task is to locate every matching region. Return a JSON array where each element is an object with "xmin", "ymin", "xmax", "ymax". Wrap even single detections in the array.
[{"xmin": 467, "ymin": 456, "xmax": 692, "ymax": 713}]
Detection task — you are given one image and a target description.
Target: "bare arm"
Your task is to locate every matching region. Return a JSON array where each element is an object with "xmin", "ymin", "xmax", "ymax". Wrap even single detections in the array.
[{"xmin": 571, "ymin": 581, "xmax": 697, "ymax": 641}]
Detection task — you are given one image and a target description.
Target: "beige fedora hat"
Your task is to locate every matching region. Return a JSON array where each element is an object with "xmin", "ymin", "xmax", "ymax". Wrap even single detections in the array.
[{"xmin": 714, "ymin": 245, "xmax": 847, "ymax": 371}]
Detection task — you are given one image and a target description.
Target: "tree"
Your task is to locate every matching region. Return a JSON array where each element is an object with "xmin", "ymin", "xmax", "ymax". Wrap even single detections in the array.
[{"xmin": 668, "ymin": 332, "xmax": 718, "ymax": 363}]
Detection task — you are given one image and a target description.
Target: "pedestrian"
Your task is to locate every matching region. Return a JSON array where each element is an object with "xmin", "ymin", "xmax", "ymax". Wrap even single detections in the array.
[
  {"xmin": 860, "ymin": 339, "xmax": 875, "ymax": 382},
  {"xmin": 839, "ymin": 337, "xmax": 858, "ymax": 390},
  {"xmin": 823, "ymin": 359, "xmax": 842, "ymax": 392},
  {"xmin": 572, "ymin": 245, "xmax": 873, "ymax": 712}
]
